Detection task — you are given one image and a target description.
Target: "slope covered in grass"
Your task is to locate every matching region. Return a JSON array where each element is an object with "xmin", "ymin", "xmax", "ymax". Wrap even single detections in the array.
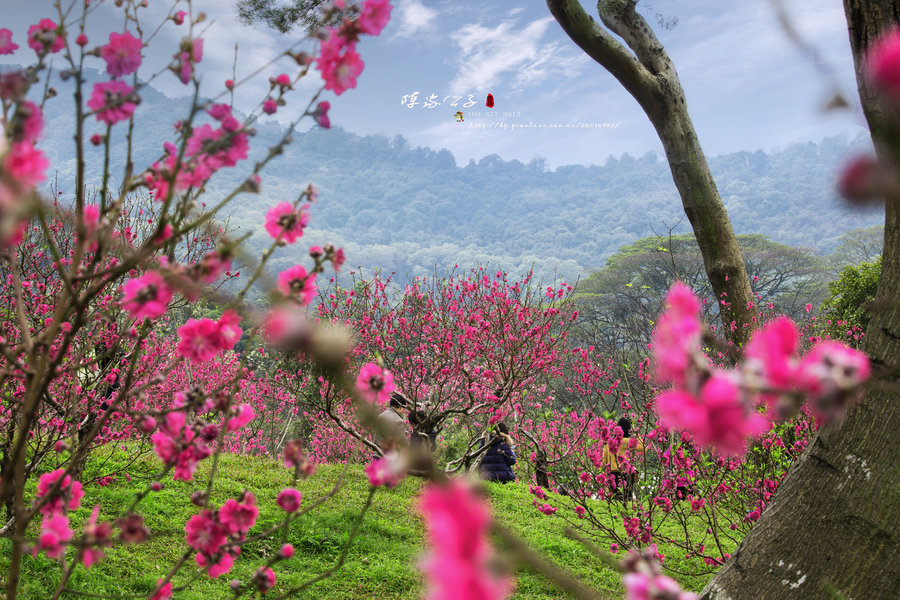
[{"xmin": 2, "ymin": 448, "xmax": 724, "ymax": 599}]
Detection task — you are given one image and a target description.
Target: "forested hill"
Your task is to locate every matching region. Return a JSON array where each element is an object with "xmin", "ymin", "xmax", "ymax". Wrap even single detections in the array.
[{"xmin": 33, "ymin": 68, "xmax": 881, "ymax": 283}]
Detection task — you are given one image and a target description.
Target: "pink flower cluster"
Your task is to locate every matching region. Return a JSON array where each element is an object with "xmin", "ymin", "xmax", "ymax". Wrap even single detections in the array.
[
  {"xmin": 87, "ymin": 80, "xmax": 137, "ymax": 125},
  {"xmin": 314, "ymin": 1, "xmax": 392, "ymax": 95},
  {"xmin": 652, "ymin": 284, "xmax": 871, "ymax": 456},
  {"xmin": 150, "ymin": 409, "xmax": 212, "ymax": 481},
  {"xmin": 0, "ymin": 28, "xmax": 18, "ymax": 54},
  {"xmin": 27, "ymin": 19, "xmax": 64, "ymax": 55},
  {"xmin": 100, "ymin": 31, "xmax": 142, "ymax": 77},
  {"xmin": 276, "ymin": 488, "xmax": 303, "ymax": 512},
  {"xmin": 121, "ymin": 270, "xmax": 173, "ymax": 321},
  {"xmin": 283, "ymin": 439, "xmax": 316, "ymax": 477},
  {"xmin": 277, "ymin": 265, "xmax": 317, "ymax": 305},
  {"xmin": 173, "ymin": 37, "xmax": 203, "ymax": 84},
  {"xmin": 145, "ymin": 104, "xmax": 248, "ymax": 200},
  {"xmin": 32, "ymin": 469, "xmax": 85, "ymax": 560},
  {"xmin": 867, "ymin": 27, "xmax": 900, "ymax": 100},
  {"xmin": 365, "ymin": 450, "xmax": 406, "ymax": 488},
  {"xmin": 622, "ymin": 547, "xmax": 696, "ymax": 600},
  {"xmin": 177, "ymin": 309, "xmax": 243, "ymax": 363},
  {"xmin": 355, "ymin": 362, "xmax": 395, "ymax": 405},
  {"xmin": 418, "ymin": 481, "xmax": 510, "ymax": 600},
  {"xmin": 2, "ymin": 94, "xmax": 48, "ymax": 218},
  {"xmin": 264, "ymin": 202, "xmax": 310, "ymax": 244},
  {"xmin": 184, "ymin": 492, "xmax": 258, "ymax": 578},
  {"xmin": 35, "ymin": 468, "xmax": 84, "ymax": 516}
]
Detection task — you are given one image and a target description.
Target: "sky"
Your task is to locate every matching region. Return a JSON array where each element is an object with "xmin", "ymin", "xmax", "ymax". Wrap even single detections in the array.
[{"xmin": 2, "ymin": 0, "xmax": 870, "ymax": 168}]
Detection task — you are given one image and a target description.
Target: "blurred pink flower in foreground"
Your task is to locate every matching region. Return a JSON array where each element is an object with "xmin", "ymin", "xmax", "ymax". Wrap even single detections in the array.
[{"xmin": 419, "ymin": 480, "xmax": 509, "ymax": 600}]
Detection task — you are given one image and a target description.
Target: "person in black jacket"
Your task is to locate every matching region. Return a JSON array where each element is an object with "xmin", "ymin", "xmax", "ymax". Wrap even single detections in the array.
[{"xmin": 478, "ymin": 422, "xmax": 517, "ymax": 483}]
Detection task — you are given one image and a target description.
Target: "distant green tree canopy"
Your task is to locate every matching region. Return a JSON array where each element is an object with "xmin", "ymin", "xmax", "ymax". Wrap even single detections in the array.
[
  {"xmin": 819, "ymin": 257, "xmax": 881, "ymax": 348},
  {"xmin": 573, "ymin": 233, "xmax": 828, "ymax": 349},
  {"xmin": 829, "ymin": 225, "xmax": 884, "ymax": 269}
]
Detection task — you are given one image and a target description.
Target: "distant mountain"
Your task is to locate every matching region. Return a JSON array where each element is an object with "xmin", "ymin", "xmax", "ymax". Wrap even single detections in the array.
[{"xmin": 31, "ymin": 67, "xmax": 882, "ymax": 284}]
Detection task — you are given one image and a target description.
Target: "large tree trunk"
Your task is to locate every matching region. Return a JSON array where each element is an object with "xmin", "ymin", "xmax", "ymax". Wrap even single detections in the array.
[
  {"xmin": 547, "ymin": 0, "xmax": 755, "ymax": 345},
  {"xmin": 700, "ymin": 2, "xmax": 900, "ymax": 598}
]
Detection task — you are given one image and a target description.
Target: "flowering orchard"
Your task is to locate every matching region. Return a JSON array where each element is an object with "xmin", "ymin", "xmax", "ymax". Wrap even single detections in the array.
[
  {"xmin": 269, "ymin": 267, "xmax": 603, "ymax": 469},
  {"xmin": 0, "ymin": 1, "xmax": 408, "ymax": 598},
  {"xmin": 0, "ymin": 1, "xmax": 887, "ymax": 599}
]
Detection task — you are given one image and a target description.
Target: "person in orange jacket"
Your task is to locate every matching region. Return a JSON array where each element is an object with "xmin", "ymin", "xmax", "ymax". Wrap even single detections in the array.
[{"xmin": 602, "ymin": 417, "xmax": 644, "ymax": 500}]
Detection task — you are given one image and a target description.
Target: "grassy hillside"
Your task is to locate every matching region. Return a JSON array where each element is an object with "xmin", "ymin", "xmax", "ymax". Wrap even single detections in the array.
[{"xmin": 2, "ymin": 448, "xmax": 724, "ymax": 599}]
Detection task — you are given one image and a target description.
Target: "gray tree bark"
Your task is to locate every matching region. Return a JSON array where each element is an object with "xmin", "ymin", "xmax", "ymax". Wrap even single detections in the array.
[
  {"xmin": 547, "ymin": 0, "xmax": 756, "ymax": 345},
  {"xmin": 699, "ymin": 2, "xmax": 900, "ymax": 598}
]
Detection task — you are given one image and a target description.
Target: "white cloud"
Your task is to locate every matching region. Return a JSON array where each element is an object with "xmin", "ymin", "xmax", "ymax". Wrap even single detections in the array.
[
  {"xmin": 448, "ymin": 16, "xmax": 587, "ymax": 92},
  {"xmin": 394, "ymin": 0, "xmax": 438, "ymax": 37}
]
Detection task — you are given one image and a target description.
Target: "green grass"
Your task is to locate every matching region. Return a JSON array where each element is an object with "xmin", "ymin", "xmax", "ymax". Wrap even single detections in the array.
[{"xmin": 0, "ymin": 449, "xmax": 726, "ymax": 599}]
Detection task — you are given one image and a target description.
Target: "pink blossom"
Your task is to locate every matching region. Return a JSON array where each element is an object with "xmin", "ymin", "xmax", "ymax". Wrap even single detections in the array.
[
  {"xmin": 151, "ymin": 580, "xmax": 173, "ymax": 600},
  {"xmin": 76, "ymin": 33, "xmax": 88, "ymax": 47},
  {"xmin": 867, "ymin": 28, "xmax": 900, "ymax": 100},
  {"xmin": 255, "ymin": 566, "xmax": 276, "ymax": 592},
  {"xmin": 365, "ymin": 451, "xmax": 406, "ymax": 488},
  {"xmin": 333, "ymin": 247, "xmax": 346, "ymax": 271},
  {"xmin": 744, "ymin": 316, "xmax": 798, "ymax": 402},
  {"xmin": 4, "ymin": 141, "xmax": 49, "ymax": 187},
  {"xmin": 173, "ymin": 11, "xmax": 188, "ymax": 25},
  {"xmin": 277, "ymin": 265, "xmax": 317, "ymax": 305},
  {"xmin": 101, "ymin": 31, "xmax": 142, "ymax": 77},
  {"xmin": 36, "ymin": 469, "xmax": 83, "ymax": 516},
  {"xmin": 358, "ymin": 0, "xmax": 393, "ymax": 36},
  {"xmin": 356, "ymin": 362, "xmax": 395, "ymax": 405},
  {"xmin": 227, "ymin": 404, "xmax": 256, "ymax": 432},
  {"xmin": 219, "ymin": 493, "xmax": 258, "ymax": 536},
  {"xmin": 217, "ymin": 309, "xmax": 243, "ymax": 351},
  {"xmin": 418, "ymin": 480, "xmax": 509, "ymax": 600},
  {"xmin": 265, "ymin": 202, "xmax": 309, "ymax": 243},
  {"xmin": 315, "ymin": 29, "xmax": 365, "ymax": 96},
  {"xmin": 38, "ymin": 513, "xmax": 73, "ymax": 559},
  {"xmin": 196, "ymin": 550, "xmax": 235, "ymax": 578},
  {"xmin": 81, "ymin": 505, "xmax": 112, "ymax": 568},
  {"xmin": 27, "ymin": 19, "xmax": 64, "ymax": 54},
  {"xmin": 87, "ymin": 80, "xmax": 137, "ymax": 125},
  {"xmin": 838, "ymin": 155, "xmax": 887, "ymax": 204},
  {"xmin": 798, "ymin": 341, "xmax": 871, "ymax": 422},
  {"xmin": 177, "ymin": 318, "xmax": 225, "ymax": 363},
  {"xmin": 174, "ymin": 38, "xmax": 203, "ymax": 84},
  {"xmin": 652, "ymin": 282, "xmax": 702, "ymax": 386},
  {"xmin": 313, "ymin": 101, "xmax": 331, "ymax": 128},
  {"xmin": 656, "ymin": 372, "xmax": 768, "ymax": 456},
  {"xmin": 624, "ymin": 572, "xmax": 651, "ymax": 600},
  {"xmin": 197, "ymin": 251, "xmax": 232, "ymax": 284},
  {"xmin": 282, "ymin": 440, "xmax": 315, "ymax": 476},
  {"xmin": 276, "ymin": 488, "xmax": 303, "ymax": 512},
  {"xmin": 18, "ymin": 101, "xmax": 43, "ymax": 143},
  {"xmin": 185, "ymin": 510, "xmax": 227, "ymax": 555},
  {"xmin": 121, "ymin": 271, "xmax": 173, "ymax": 320},
  {"xmin": 262, "ymin": 98, "xmax": 278, "ymax": 114},
  {"xmin": 536, "ymin": 503, "xmax": 557, "ymax": 515},
  {"xmin": 0, "ymin": 28, "xmax": 18, "ymax": 54},
  {"xmin": 280, "ymin": 543, "xmax": 295, "ymax": 558}
]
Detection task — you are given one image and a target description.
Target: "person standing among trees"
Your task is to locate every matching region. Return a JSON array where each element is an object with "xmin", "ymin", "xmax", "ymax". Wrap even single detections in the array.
[
  {"xmin": 478, "ymin": 422, "xmax": 518, "ymax": 483},
  {"xmin": 373, "ymin": 392, "xmax": 409, "ymax": 449},
  {"xmin": 602, "ymin": 417, "xmax": 644, "ymax": 501}
]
